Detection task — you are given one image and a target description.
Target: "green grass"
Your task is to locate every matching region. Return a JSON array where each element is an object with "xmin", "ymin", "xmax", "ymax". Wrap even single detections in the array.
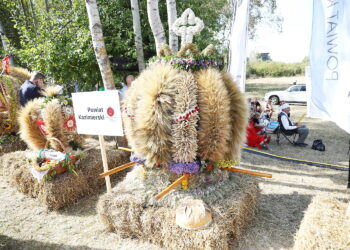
[{"xmin": 245, "ymin": 83, "xmax": 288, "ymax": 99}]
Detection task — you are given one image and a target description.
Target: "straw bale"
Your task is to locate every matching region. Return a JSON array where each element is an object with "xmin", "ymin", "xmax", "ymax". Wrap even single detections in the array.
[
  {"xmin": 294, "ymin": 196, "xmax": 350, "ymax": 250},
  {"xmin": 97, "ymin": 166, "xmax": 259, "ymax": 249},
  {"xmin": 3, "ymin": 149, "xmax": 130, "ymax": 210},
  {"xmin": 0, "ymin": 137, "xmax": 27, "ymax": 156}
]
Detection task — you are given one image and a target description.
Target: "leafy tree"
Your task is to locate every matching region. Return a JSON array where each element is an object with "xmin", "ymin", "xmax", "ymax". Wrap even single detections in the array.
[
  {"xmin": 2, "ymin": 0, "xmax": 281, "ymax": 91},
  {"xmin": 248, "ymin": 0, "xmax": 282, "ymax": 39},
  {"xmin": 0, "ymin": 3, "xmax": 21, "ymax": 56},
  {"xmin": 4, "ymin": 0, "xmax": 99, "ymax": 90}
]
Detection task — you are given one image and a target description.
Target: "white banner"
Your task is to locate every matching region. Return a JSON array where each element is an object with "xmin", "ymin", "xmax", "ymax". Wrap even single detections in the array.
[
  {"xmin": 228, "ymin": 0, "xmax": 250, "ymax": 92},
  {"xmin": 72, "ymin": 90, "xmax": 124, "ymax": 136},
  {"xmin": 309, "ymin": 0, "xmax": 350, "ymax": 133}
]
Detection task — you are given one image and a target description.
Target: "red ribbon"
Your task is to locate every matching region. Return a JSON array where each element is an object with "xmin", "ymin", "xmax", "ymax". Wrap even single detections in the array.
[{"xmin": 2, "ymin": 56, "xmax": 10, "ymax": 75}]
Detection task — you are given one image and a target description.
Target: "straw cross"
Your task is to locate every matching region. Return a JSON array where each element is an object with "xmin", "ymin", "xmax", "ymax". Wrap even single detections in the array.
[{"xmin": 172, "ymin": 8, "xmax": 204, "ymax": 46}]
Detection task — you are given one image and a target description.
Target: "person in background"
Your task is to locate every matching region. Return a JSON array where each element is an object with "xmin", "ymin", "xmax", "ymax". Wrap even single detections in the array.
[
  {"xmin": 251, "ymin": 97, "xmax": 262, "ymax": 114},
  {"xmin": 119, "ymin": 75, "xmax": 135, "ymax": 101},
  {"xmin": 263, "ymin": 99, "xmax": 274, "ymax": 120},
  {"xmin": 19, "ymin": 72, "xmax": 46, "ymax": 107},
  {"xmin": 278, "ymin": 103, "xmax": 309, "ymax": 147},
  {"xmin": 116, "ymin": 75, "xmax": 135, "ymax": 149},
  {"xmin": 95, "ymin": 81, "xmax": 105, "ymax": 91},
  {"xmin": 246, "ymin": 113, "xmax": 270, "ymax": 150},
  {"xmin": 278, "ymin": 100, "xmax": 286, "ymax": 114}
]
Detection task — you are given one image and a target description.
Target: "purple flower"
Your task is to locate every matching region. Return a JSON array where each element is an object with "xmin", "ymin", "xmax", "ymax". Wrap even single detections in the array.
[
  {"xmin": 169, "ymin": 161, "xmax": 201, "ymax": 174},
  {"xmin": 130, "ymin": 154, "xmax": 145, "ymax": 165}
]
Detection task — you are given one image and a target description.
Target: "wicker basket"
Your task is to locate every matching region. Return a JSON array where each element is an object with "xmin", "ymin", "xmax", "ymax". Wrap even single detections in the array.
[{"xmin": 34, "ymin": 137, "xmax": 78, "ymax": 176}]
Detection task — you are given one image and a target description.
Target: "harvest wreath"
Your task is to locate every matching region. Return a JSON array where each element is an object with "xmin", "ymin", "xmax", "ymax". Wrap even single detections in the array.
[{"xmin": 97, "ymin": 8, "xmax": 269, "ymax": 248}]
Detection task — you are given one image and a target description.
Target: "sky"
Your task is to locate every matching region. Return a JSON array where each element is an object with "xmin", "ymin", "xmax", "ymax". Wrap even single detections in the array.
[{"xmin": 247, "ymin": 0, "xmax": 313, "ymax": 63}]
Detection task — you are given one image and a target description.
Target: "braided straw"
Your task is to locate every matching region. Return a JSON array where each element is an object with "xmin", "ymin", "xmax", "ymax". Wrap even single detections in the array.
[
  {"xmin": 177, "ymin": 43, "xmax": 200, "ymax": 57},
  {"xmin": 201, "ymin": 44, "xmax": 216, "ymax": 57},
  {"xmin": 170, "ymin": 71, "xmax": 199, "ymax": 163},
  {"xmin": 158, "ymin": 44, "xmax": 173, "ymax": 57}
]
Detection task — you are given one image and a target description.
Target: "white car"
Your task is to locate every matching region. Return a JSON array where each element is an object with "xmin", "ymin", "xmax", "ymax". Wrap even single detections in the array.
[{"xmin": 264, "ymin": 84, "xmax": 307, "ymax": 105}]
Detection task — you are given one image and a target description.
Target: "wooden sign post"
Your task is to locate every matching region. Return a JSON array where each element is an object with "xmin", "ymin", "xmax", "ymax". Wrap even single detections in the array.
[
  {"xmin": 72, "ymin": 90, "xmax": 124, "ymax": 193},
  {"xmin": 99, "ymin": 135, "xmax": 112, "ymax": 192}
]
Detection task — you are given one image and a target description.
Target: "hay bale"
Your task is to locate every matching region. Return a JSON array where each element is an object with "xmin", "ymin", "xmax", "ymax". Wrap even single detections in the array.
[
  {"xmin": 0, "ymin": 135, "xmax": 27, "ymax": 156},
  {"xmin": 294, "ymin": 196, "xmax": 350, "ymax": 250},
  {"xmin": 3, "ymin": 149, "xmax": 130, "ymax": 210},
  {"xmin": 97, "ymin": 166, "xmax": 259, "ymax": 250}
]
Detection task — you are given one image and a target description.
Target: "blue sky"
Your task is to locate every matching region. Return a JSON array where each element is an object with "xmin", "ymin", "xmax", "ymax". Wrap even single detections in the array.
[{"xmin": 247, "ymin": 0, "xmax": 313, "ymax": 63}]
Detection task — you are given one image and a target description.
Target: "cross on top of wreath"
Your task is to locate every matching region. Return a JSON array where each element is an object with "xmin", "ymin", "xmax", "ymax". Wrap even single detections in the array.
[{"xmin": 172, "ymin": 8, "xmax": 204, "ymax": 46}]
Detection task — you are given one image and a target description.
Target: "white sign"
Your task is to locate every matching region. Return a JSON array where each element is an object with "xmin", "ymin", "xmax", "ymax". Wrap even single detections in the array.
[
  {"xmin": 309, "ymin": 0, "xmax": 350, "ymax": 133},
  {"xmin": 72, "ymin": 90, "xmax": 124, "ymax": 136},
  {"xmin": 228, "ymin": 0, "xmax": 250, "ymax": 93}
]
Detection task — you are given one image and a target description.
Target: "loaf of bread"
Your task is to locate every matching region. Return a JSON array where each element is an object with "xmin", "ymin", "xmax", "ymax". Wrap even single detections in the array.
[{"xmin": 175, "ymin": 199, "xmax": 212, "ymax": 230}]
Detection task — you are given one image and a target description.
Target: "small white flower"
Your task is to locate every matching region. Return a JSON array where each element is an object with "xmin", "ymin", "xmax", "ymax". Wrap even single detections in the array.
[
  {"xmin": 66, "ymin": 119, "xmax": 74, "ymax": 128},
  {"xmin": 64, "ymin": 107, "xmax": 73, "ymax": 115}
]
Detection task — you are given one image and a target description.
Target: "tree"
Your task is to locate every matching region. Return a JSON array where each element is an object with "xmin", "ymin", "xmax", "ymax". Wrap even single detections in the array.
[
  {"xmin": 0, "ymin": 21, "xmax": 14, "ymax": 65},
  {"xmin": 147, "ymin": 0, "xmax": 166, "ymax": 55},
  {"xmin": 131, "ymin": 0, "xmax": 145, "ymax": 71},
  {"xmin": 1, "ymin": 0, "xmax": 281, "ymax": 90},
  {"xmin": 85, "ymin": 0, "xmax": 115, "ymax": 90},
  {"xmin": 166, "ymin": 0, "xmax": 178, "ymax": 53},
  {"xmin": 248, "ymin": 0, "xmax": 281, "ymax": 39}
]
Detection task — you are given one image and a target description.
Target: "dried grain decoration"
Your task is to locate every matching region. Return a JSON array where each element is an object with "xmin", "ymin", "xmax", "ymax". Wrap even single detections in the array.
[
  {"xmin": 195, "ymin": 68, "xmax": 232, "ymax": 161},
  {"xmin": 294, "ymin": 196, "xmax": 350, "ymax": 250},
  {"xmin": 222, "ymin": 72, "xmax": 248, "ymax": 160},
  {"xmin": 0, "ymin": 65, "xmax": 31, "ymax": 83},
  {"xmin": 4, "ymin": 149, "xmax": 130, "ymax": 210},
  {"xmin": 0, "ymin": 75, "xmax": 21, "ymax": 135},
  {"xmin": 18, "ymin": 98, "xmax": 46, "ymax": 150},
  {"xmin": 170, "ymin": 71, "xmax": 198, "ymax": 163},
  {"xmin": 132, "ymin": 64, "xmax": 177, "ymax": 165},
  {"xmin": 97, "ymin": 166, "xmax": 259, "ymax": 249},
  {"xmin": 43, "ymin": 99, "xmax": 67, "ymax": 151},
  {"xmin": 40, "ymin": 85, "xmax": 63, "ymax": 97},
  {"xmin": 121, "ymin": 78, "xmax": 141, "ymax": 150},
  {"xmin": 18, "ymin": 86, "xmax": 84, "ymax": 151}
]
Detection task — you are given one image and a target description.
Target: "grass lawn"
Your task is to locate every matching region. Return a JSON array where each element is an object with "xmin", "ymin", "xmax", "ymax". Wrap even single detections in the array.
[{"xmin": 245, "ymin": 83, "xmax": 288, "ymax": 99}]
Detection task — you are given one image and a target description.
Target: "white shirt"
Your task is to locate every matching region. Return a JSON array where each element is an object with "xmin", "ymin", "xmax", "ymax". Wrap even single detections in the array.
[
  {"xmin": 280, "ymin": 111, "xmax": 297, "ymax": 130},
  {"xmin": 118, "ymin": 82, "xmax": 128, "ymax": 101}
]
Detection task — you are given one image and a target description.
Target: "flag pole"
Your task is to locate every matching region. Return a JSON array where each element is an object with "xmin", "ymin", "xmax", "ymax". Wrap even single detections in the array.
[{"xmin": 348, "ymin": 139, "xmax": 350, "ymax": 188}]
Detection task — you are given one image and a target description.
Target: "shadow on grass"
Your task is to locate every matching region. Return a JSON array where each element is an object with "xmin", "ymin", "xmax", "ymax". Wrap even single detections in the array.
[
  {"xmin": 242, "ymin": 163, "xmax": 345, "ymax": 179},
  {"xmin": 262, "ymin": 180, "xmax": 347, "ymax": 194},
  {"xmin": 0, "ymin": 234, "xmax": 101, "ymax": 250}
]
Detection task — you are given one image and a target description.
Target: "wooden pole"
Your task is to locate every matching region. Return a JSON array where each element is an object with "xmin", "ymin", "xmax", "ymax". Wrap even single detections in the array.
[
  {"xmin": 99, "ymin": 135, "xmax": 112, "ymax": 192},
  {"xmin": 223, "ymin": 167, "xmax": 272, "ymax": 178},
  {"xmin": 155, "ymin": 173, "xmax": 190, "ymax": 200},
  {"xmin": 100, "ymin": 162, "xmax": 136, "ymax": 178},
  {"xmin": 117, "ymin": 147, "xmax": 134, "ymax": 152}
]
